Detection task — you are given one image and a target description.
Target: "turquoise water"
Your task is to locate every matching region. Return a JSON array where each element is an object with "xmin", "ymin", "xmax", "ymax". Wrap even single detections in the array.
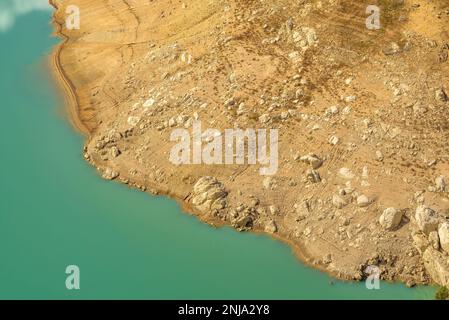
[{"xmin": 0, "ymin": 10, "xmax": 436, "ymax": 299}]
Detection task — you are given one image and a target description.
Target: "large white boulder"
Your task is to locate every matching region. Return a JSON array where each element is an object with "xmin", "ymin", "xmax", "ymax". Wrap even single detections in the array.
[
  {"xmin": 379, "ymin": 208, "xmax": 403, "ymax": 230},
  {"xmin": 415, "ymin": 205, "xmax": 439, "ymax": 235},
  {"xmin": 192, "ymin": 177, "xmax": 228, "ymax": 213}
]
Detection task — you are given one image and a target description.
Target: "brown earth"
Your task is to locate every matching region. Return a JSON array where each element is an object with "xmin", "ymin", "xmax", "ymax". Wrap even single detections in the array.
[{"xmin": 50, "ymin": 0, "xmax": 449, "ymax": 287}]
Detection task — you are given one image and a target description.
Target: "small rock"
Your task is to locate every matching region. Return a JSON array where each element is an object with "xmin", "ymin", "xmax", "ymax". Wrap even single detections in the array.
[
  {"xmin": 435, "ymin": 88, "xmax": 448, "ymax": 102},
  {"xmin": 323, "ymin": 254, "xmax": 333, "ymax": 264},
  {"xmin": 168, "ymin": 117, "xmax": 176, "ymax": 127},
  {"xmin": 269, "ymin": 205, "xmax": 280, "ymax": 215},
  {"xmin": 338, "ymin": 167, "xmax": 355, "ymax": 180},
  {"xmin": 259, "ymin": 114, "xmax": 271, "ymax": 124},
  {"xmin": 109, "ymin": 146, "xmax": 121, "ymax": 158},
  {"xmin": 306, "ymin": 169, "xmax": 321, "ymax": 183},
  {"xmin": 332, "ymin": 194, "xmax": 347, "ymax": 209},
  {"xmin": 325, "ymin": 105, "xmax": 339, "ymax": 117},
  {"xmin": 412, "ymin": 232, "xmax": 429, "ymax": 255},
  {"xmin": 127, "ymin": 116, "xmax": 140, "ymax": 126},
  {"xmin": 191, "ymin": 177, "xmax": 228, "ymax": 213},
  {"xmin": 303, "ymin": 227, "xmax": 312, "ymax": 236},
  {"xmin": 234, "ymin": 215, "xmax": 253, "ymax": 230},
  {"xmin": 102, "ymin": 168, "xmax": 119, "ymax": 180},
  {"xmin": 438, "ymin": 223, "xmax": 449, "ymax": 253},
  {"xmin": 345, "ymin": 95, "xmax": 356, "ymax": 103},
  {"xmin": 375, "ymin": 150, "xmax": 384, "ymax": 162},
  {"xmin": 249, "ymin": 196, "xmax": 260, "ymax": 207},
  {"xmin": 265, "ymin": 220, "xmax": 278, "ymax": 233},
  {"xmin": 356, "ymin": 195, "xmax": 371, "ymax": 207},
  {"xmin": 224, "ymin": 97, "xmax": 236, "ymax": 107},
  {"xmin": 143, "ymin": 98, "xmax": 156, "ymax": 108},
  {"xmin": 328, "ymin": 135, "xmax": 339, "ymax": 145},
  {"xmin": 362, "ymin": 118, "xmax": 372, "ymax": 128},
  {"xmin": 379, "ymin": 207, "xmax": 403, "ymax": 230},
  {"xmin": 263, "ymin": 177, "xmax": 276, "ymax": 190},
  {"xmin": 383, "ymin": 42, "xmax": 401, "ymax": 55},
  {"xmin": 429, "ymin": 231, "xmax": 440, "ymax": 250}
]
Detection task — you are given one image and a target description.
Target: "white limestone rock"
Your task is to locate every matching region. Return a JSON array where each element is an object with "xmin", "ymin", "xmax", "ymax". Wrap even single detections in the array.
[
  {"xmin": 379, "ymin": 208, "xmax": 403, "ymax": 230},
  {"xmin": 415, "ymin": 205, "xmax": 439, "ymax": 235},
  {"xmin": 438, "ymin": 222, "xmax": 449, "ymax": 253},
  {"xmin": 192, "ymin": 177, "xmax": 228, "ymax": 213}
]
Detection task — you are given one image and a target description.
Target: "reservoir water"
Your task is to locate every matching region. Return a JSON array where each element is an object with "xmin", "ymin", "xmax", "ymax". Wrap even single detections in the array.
[{"xmin": 0, "ymin": 8, "xmax": 436, "ymax": 299}]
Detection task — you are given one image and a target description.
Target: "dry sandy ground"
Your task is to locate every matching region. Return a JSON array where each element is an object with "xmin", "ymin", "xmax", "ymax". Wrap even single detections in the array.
[{"xmin": 50, "ymin": 0, "xmax": 449, "ymax": 287}]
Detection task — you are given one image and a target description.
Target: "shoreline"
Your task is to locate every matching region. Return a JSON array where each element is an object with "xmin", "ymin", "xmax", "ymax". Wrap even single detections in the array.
[
  {"xmin": 48, "ymin": 0, "xmax": 90, "ymax": 136},
  {"xmin": 47, "ymin": 0, "xmax": 449, "ymax": 290},
  {"xmin": 46, "ymin": 0, "xmax": 348, "ymax": 284}
]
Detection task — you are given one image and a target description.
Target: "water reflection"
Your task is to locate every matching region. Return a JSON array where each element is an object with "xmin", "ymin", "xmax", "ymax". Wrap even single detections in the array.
[{"xmin": 0, "ymin": 0, "xmax": 50, "ymax": 32}]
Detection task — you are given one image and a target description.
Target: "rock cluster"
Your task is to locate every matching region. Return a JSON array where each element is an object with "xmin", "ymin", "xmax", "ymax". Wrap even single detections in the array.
[{"xmin": 412, "ymin": 205, "xmax": 449, "ymax": 286}]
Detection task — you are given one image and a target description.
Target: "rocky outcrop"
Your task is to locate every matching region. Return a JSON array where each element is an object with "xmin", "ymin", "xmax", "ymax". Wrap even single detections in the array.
[
  {"xmin": 439, "ymin": 223, "xmax": 449, "ymax": 253},
  {"xmin": 52, "ymin": 0, "xmax": 449, "ymax": 288},
  {"xmin": 422, "ymin": 247, "xmax": 449, "ymax": 286},
  {"xmin": 191, "ymin": 177, "xmax": 228, "ymax": 214},
  {"xmin": 413, "ymin": 217, "xmax": 449, "ymax": 286}
]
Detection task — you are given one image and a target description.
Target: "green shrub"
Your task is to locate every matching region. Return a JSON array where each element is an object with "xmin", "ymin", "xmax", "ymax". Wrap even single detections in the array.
[{"xmin": 435, "ymin": 286, "xmax": 449, "ymax": 300}]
